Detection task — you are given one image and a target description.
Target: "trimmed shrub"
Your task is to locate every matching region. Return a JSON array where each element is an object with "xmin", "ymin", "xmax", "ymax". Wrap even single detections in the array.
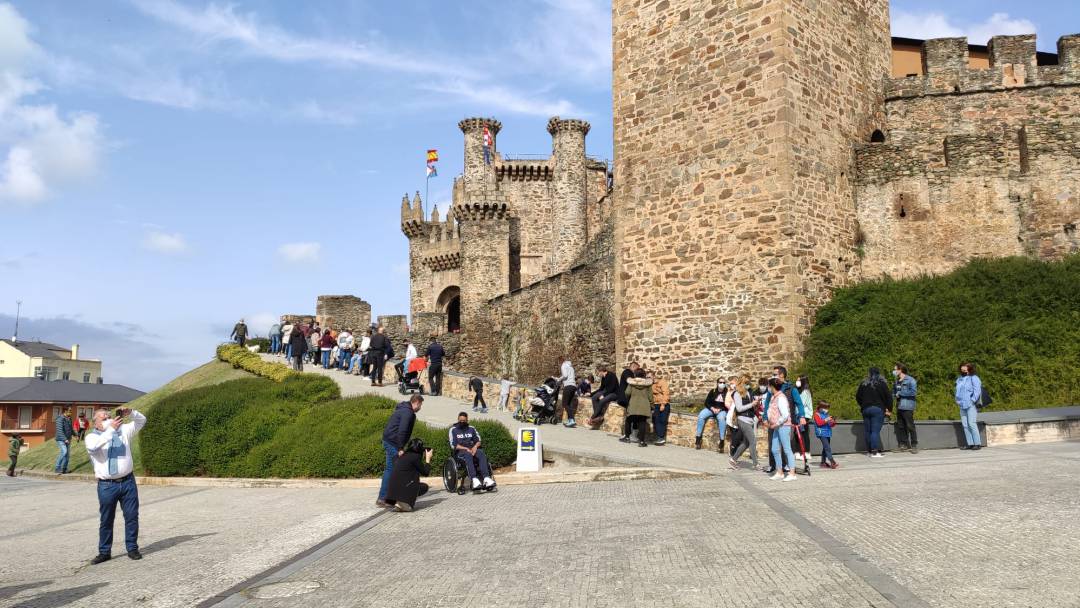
[
  {"xmin": 799, "ymin": 256, "xmax": 1080, "ymax": 420},
  {"xmin": 240, "ymin": 397, "xmax": 516, "ymax": 478},
  {"xmin": 142, "ymin": 379, "xmax": 515, "ymax": 478},
  {"xmin": 217, "ymin": 344, "xmax": 296, "ymax": 382}
]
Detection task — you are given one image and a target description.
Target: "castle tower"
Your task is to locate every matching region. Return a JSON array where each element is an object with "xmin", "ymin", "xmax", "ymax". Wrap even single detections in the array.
[
  {"xmin": 458, "ymin": 117, "xmax": 501, "ymax": 198},
  {"xmin": 453, "ymin": 118, "xmax": 511, "ymax": 363},
  {"xmin": 612, "ymin": 0, "xmax": 892, "ymax": 394},
  {"xmin": 401, "ymin": 191, "xmax": 432, "ymax": 322},
  {"xmin": 548, "ymin": 117, "xmax": 591, "ymax": 274}
]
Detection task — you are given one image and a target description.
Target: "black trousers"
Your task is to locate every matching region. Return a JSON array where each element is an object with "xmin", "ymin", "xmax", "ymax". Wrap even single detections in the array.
[
  {"xmin": 896, "ymin": 409, "xmax": 918, "ymax": 447},
  {"xmin": 623, "ymin": 415, "xmax": 649, "ymax": 441},
  {"xmin": 429, "ymin": 363, "xmax": 443, "ymax": 395},
  {"xmin": 561, "ymin": 386, "xmax": 577, "ymax": 420},
  {"xmin": 473, "ymin": 390, "xmax": 487, "ymax": 409},
  {"xmin": 591, "ymin": 393, "xmax": 619, "ymax": 419},
  {"xmin": 369, "ymin": 352, "xmax": 386, "ymax": 383}
]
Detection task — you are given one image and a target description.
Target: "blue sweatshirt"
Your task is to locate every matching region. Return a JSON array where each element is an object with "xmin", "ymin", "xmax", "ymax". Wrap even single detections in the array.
[{"xmin": 955, "ymin": 375, "xmax": 982, "ymax": 410}]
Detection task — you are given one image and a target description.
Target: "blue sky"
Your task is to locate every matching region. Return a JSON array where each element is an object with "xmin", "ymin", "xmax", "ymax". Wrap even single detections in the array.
[{"xmin": 0, "ymin": 1, "xmax": 1075, "ymax": 390}]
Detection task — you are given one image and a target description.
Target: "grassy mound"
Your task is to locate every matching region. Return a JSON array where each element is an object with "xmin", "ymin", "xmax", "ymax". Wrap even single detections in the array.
[
  {"xmin": 141, "ymin": 376, "xmax": 516, "ymax": 478},
  {"xmin": 800, "ymin": 256, "xmax": 1080, "ymax": 420},
  {"xmin": 6, "ymin": 361, "xmax": 250, "ymax": 474}
]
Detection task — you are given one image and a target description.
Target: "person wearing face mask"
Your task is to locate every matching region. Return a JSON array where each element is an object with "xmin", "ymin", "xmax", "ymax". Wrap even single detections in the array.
[
  {"xmin": 892, "ymin": 363, "xmax": 918, "ymax": 452},
  {"xmin": 449, "ymin": 412, "xmax": 495, "ymax": 491},
  {"xmin": 793, "ymin": 375, "xmax": 813, "ymax": 466},
  {"xmin": 761, "ymin": 366, "xmax": 806, "ymax": 474},
  {"xmin": 728, "ymin": 376, "xmax": 759, "ymax": 469},
  {"xmin": 694, "ymin": 378, "xmax": 729, "ymax": 451},
  {"xmin": 954, "ymin": 362, "xmax": 983, "ymax": 450}
]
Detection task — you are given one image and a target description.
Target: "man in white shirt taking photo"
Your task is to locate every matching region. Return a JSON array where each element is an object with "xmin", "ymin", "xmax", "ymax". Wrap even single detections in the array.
[{"xmin": 85, "ymin": 407, "xmax": 147, "ymax": 564}]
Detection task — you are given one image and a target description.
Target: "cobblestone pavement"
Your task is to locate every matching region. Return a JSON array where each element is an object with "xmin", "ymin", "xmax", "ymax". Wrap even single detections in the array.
[
  {"xmin": 215, "ymin": 440, "xmax": 1080, "ymax": 608},
  {"xmin": 0, "ymin": 476, "xmax": 380, "ymax": 608}
]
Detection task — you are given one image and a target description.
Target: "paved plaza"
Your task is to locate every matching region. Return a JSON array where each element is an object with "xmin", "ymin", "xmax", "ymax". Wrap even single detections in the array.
[{"xmin": 3, "ymin": 440, "xmax": 1078, "ymax": 607}]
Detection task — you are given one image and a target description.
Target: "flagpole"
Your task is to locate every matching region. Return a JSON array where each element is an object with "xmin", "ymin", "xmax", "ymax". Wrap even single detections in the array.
[{"xmin": 424, "ymin": 175, "xmax": 429, "ymax": 219}]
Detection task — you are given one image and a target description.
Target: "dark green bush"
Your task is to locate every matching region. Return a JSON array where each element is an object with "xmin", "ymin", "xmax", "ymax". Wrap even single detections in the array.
[
  {"xmin": 799, "ymin": 256, "xmax": 1080, "ymax": 420},
  {"xmin": 240, "ymin": 397, "xmax": 516, "ymax": 478},
  {"xmin": 141, "ymin": 377, "xmax": 308, "ymax": 476},
  {"xmin": 143, "ymin": 380, "xmax": 516, "ymax": 478}
]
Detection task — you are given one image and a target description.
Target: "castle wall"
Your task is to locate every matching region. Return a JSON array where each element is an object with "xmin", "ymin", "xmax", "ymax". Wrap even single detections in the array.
[
  {"xmin": 476, "ymin": 252, "xmax": 614, "ymax": 384},
  {"xmin": 857, "ymin": 35, "xmax": 1080, "ymax": 277},
  {"xmin": 315, "ymin": 295, "xmax": 371, "ymax": 332},
  {"xmin": 492, "ymin": 169, "xmax": 555, "ymax": 285},
  {"xmin": 612, "ymin": 0, "xmax": 890, "ymax": 394}
]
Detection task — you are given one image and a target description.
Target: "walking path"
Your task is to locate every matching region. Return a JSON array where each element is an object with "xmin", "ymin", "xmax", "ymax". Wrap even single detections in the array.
[
  {"xmin": 266, "ymin": 354, "xmax": 747, "ymax": 474},
  {"xmin": 260, "ymin": 355, "xmax": 1025, "ymax": 476}
]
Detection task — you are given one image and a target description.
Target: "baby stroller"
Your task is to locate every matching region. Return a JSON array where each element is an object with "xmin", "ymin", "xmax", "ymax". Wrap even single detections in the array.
[
  {"xmin": 396, "ymin": 357, "xmax": 426, "ymax": 395},
  {"xmin": 524, "ymin": 378, "xmax": 561, "ymax": 425}
]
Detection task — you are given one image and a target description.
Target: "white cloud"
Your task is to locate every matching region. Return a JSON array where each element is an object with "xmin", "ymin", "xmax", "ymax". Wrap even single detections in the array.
[
  {"xmin": 130, "ymin": 0, "xmax": 470, "ymax": 78},
  {"xmin": 0, "ymin": 2, "xmax": 37, "ymax": 71},
  {"xmin": 892, "ymin": 11, "xmax": 1036, "ymax": 46},
  {"xmin": 142, "ymin": 230, "xmax": 188, "ymax": 254},
  {"xmin": 513, "ymin": 0, "xmax": 611, "ymax": 85},
  {"xmin": 0, "ymin": 3, "xmax": 105, "ymax": 205},
  {"xmin": 277, "ymin": 242, "xmax": 321, "ymax": 263},
  {"xmin": 422, "ymin": 80, "xmax": 579, "ymax": 118},
  {"xmin": 128, "ymin": 0, "xmax": 581, "ymax": 119}
]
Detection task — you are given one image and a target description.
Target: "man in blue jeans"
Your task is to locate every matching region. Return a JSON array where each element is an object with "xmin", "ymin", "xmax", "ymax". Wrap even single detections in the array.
[
  {"xmin": 54, "ymin": 408, "xmax": 73, "ymax": 474},
  {"xmin": 85, "ymin": 407, "xmax": 147, "ymax": 563},
  {"xmin": 378, "ymin": 394, "xmax": 423, "ymax": 507}
]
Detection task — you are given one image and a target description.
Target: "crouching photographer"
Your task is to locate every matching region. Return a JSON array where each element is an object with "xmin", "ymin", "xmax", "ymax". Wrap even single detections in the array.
[{"xmin": 385, "ymin": 438, "xmax": 433, "ymax": 512}]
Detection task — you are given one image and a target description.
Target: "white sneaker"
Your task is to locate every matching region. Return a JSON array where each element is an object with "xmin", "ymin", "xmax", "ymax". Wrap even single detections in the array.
[
  {"xmin": 770, "ymin": 472, "xmax": 784, "ymax": 481},
  {"xmin": 471, "ymin": 477, "xmax": 481, "ymax": 490},
  {"xmin": 483, "ymin": 476, "xmax": 495, "ymax": 488},
  {"xmin": 782, "ymin": 473, "xmax": 797, "ymax": 482},
  {"xmin": 871, "ymin": 452, "xmax": 885, "ymax": 458},
  {"xmin": 794, "ymin": 453, "xmax": 804, "ymax": 461}
]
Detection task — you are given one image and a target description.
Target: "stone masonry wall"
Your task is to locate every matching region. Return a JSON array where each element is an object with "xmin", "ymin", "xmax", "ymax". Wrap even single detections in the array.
[
  {"xmin": 857, "ymin": 35, "xmax": 1080, "ymax": 277},
  {"xmin": 315, "ymin": 295, "xmax": 371, "ymax": 332},
  {"xmin": 477, "ymin": 254, "xmax": 615, "ymax": 385},
  {"xmin": 612, "ymin": 0, "xmax": 891, "ymax": 395}
]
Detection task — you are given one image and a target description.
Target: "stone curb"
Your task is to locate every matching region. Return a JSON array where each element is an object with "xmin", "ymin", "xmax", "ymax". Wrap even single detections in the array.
[{"xmin": 13, "ymin": 466, "xmax": 710, "ymax": 489}]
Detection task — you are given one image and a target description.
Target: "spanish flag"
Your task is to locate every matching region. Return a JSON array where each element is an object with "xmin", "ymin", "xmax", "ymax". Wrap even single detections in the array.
[{"xmin": 427, "ymin": 149, "xmax": 439, "ymax": 163}]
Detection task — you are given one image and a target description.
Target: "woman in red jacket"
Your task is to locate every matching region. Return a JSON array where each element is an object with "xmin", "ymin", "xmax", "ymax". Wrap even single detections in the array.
[{"xmin": 318, "ymin": 331, "xmax": 336, "ymax": 369}]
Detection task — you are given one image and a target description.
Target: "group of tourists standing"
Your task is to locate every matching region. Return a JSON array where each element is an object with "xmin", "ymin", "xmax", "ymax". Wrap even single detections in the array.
[{"xmin": 556, "ymin": 358, "xmax": 987, "ymax": 477}]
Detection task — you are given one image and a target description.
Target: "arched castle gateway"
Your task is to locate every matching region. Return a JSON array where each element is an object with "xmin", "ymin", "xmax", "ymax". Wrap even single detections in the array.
[{"xmin": 402, "ymin": 1, "xmax": 1080, "ymax": 393}]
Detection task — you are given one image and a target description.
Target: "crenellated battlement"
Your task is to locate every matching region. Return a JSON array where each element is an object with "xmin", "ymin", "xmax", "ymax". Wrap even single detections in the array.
[
  {"xmin": 885, "ymin": 34, "xmax": 1080, "ymax": 99},
  {"xmin": 458, "ymin": 117, "xmax": 502, "ymax": 135},
  {"xmin": 546, "ymin": 117, "xmax": 591, "ymax": 136},
  {"xmin": 400, "ymin": 191, "xmax": 427, "ymax": 238}
]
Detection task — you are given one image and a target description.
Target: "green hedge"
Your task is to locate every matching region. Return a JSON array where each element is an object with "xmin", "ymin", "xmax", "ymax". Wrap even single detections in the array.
[
  {"xmin": 799, "ymin": 256, "xmax": 1080, "ymax": 420},
  {"xmin": 217, "ymin": 343, "xmax": 297, "ymax": 382},
  {"xmin": 142, "ymin": 377, "xmax": 516, "ymax": 478}
]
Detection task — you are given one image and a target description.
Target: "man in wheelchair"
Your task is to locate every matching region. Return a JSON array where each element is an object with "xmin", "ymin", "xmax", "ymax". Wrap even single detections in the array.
[{"xmin": 450, "ymin": 412, "xmax": 496, "ymax": 491}]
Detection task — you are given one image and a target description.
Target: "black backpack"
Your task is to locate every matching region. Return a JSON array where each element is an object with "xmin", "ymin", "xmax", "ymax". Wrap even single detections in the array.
[{"xmin": 976, "ymin": 386, "xmax": 992, "ymax": 409}]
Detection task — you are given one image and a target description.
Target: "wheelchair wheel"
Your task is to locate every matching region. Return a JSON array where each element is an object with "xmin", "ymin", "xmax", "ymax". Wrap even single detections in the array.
[{"xmin": 441, "ymin": 458, "xmax": 457, "ymax": 493}]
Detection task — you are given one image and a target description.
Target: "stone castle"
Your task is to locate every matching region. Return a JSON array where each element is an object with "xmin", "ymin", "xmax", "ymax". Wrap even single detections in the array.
[{"xmin": 398, "ymin": 1, "xmax": 1079, "ymax": 395}]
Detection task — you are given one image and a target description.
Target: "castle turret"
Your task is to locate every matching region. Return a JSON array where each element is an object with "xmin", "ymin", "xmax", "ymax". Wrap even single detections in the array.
[
  {"xmin": 548, "ymin": 117, "xmax": 591, "ymax": 274},
  {"xmin": 458, "ymin": 117, "xmax": 501, "ymax": 198}
]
